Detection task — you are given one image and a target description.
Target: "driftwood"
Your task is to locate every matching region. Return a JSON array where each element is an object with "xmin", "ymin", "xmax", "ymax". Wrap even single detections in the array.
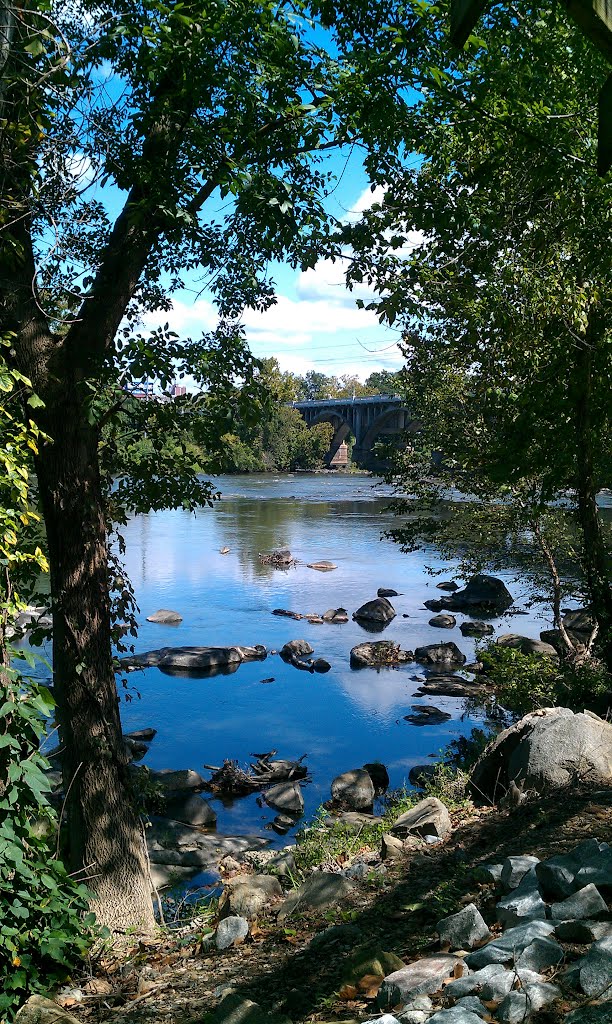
[{"xmin": 204, "ymin": 753, "xmax": 308, "ymax": 796}]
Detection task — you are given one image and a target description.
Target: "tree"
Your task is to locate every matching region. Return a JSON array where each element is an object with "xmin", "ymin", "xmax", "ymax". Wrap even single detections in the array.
[
  {"xmin": 364, "ymin": 369, "xmax": 401, "ymax": 395},
  {"xmin": 1, "ymin": 0, "xmax": 431, "ymax": 929},
  {"xmin": 345, "ymin": 2, "xmax": 612, "ymax": 663}
]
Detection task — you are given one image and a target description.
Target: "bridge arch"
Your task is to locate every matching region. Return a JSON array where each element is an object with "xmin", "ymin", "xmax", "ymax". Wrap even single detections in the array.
[
  {"xmin": 307, "ymin": 409, "xmax": 356, "ymax": 466},
  {"xmin": 354, "ymin": 408, "xmax": 419, "ymax": 469}
]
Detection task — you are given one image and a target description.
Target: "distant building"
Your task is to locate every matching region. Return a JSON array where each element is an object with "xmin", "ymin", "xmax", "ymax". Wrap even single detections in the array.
[{"xmin": 171, "ymin": 384, "xmax": 187, "ymax": 398}]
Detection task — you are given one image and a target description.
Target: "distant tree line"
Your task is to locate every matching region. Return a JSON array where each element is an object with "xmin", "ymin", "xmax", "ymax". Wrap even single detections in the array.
[{"xmin": 106, "ymin": 360, "xmax": 402, "ymax": 475}]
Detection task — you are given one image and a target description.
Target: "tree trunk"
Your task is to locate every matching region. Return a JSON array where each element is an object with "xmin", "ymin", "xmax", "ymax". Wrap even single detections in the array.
[
  {"xmin": 35, "ymin": 383, "xmax": 155, "ymax": 933},
  {"xmin": 574, "ymin": 321, "xmax": 612, "ymax": 671}
]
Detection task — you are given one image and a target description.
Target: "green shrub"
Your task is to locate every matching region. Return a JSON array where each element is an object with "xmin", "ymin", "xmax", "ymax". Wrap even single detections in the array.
[
  {"xmin": 0, "ymin": 671, "xmax": 100, "ymax": 1018},
  {"xmin": 477, "ymin": 643, "xmax": 611, "ymax": 717}
]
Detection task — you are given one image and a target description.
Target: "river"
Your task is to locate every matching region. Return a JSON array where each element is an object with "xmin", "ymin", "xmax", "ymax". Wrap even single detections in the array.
[{"xmin": 113, "ymin": 472, "xmax": 575, "ymax": 844}]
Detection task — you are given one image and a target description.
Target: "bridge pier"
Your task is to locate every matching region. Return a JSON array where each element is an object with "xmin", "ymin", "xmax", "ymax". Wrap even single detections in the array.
[{"xmin": 293, "ymin": 395, "xmax": 412, "ymax": 469}]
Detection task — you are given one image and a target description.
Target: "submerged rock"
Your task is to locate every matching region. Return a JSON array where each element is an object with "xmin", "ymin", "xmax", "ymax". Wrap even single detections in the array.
[
  {"xmin": 429, "ymin": 614, "xmax": 456, "ymax": 629},
  {"xmin": 404, "ymin": 705, "xmax": 452, "ymax": 726}
]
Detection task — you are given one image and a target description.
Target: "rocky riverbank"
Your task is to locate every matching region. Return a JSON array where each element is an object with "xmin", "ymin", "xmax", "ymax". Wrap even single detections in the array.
[{"xmin": 22, "ymin": 781, "xmax": 612, "ymax": 1024}]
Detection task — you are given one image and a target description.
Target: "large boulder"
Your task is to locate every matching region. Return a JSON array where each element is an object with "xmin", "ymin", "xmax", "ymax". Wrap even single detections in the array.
[
  {"xmin": 353, "ymin": 597, "xmax": 396, "ymax": 626},
  {"xmin": 414, "ymin": 642, "xmax": 466, "ymax": 665},
  {"xmin": 331, "ymin": 769, "xmax": 375, "ymax": 811},
  {"xmin": 460, "ymin": 621, "xmax": 494, "ymax": 638},
  {"xmin": 263, "ymin": 782, "xmax": 304, "ymax": 815},
  {"xmin": 470, "ymin": 707, "xmax": 612, "ymax": 802},
  {"xmin": 438, "ymin": 574, "xmax": 513, "ymax": 614},
  {"xmin": 122, "ymin": 645, "xmax": 265, "ymax": 673}
]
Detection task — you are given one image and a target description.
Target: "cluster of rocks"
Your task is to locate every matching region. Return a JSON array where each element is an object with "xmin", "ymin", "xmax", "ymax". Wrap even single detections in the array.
[
  {"xmin": 279, "ymin": 639, "xmax": 331, "ymax": 673},
  {"xmin": 374, "ymin": 837, "xmax": 612, "ymax": 1024}
]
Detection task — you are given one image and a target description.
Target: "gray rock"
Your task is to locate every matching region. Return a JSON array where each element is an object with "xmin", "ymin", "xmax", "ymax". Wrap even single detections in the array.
[
  {"xmin": 378, "ymin": 588, "xmax": 400, "ymax": 597},
  {"xmin": 535, "ymin": 855, "xmax": 577, "ymax": 900},
  {"xmin": 465, "ymin": 921, "xmax": 556, "ymax": 969},
  {"xmin": 381, "ymin": 833, "xmax": 405, "ymax": 860},
  {"xmin": 470, "ymin": 707, "xmax": 612, "ymax": 802},
  {"xmin": 459, "ymin": 621, "xmax": 494, "ymax": 638},
  {"xmin": 565, "ymin": 936, "xmax": 612, "ymax": 997},
  {"xmin": 225, "ymin": 875, "xmax": 282, "ymax": 919},
  {"xmin": 414, "ymin": 677, "xmax": 485, "ymax": 698},
  {"xmin": 331, "ymin": 769, "xmax": 375, "ymax": 811},
  {"xmin": 350, "ymin": 640, "xmax": 406, "ymax": 668},
  {"xmin": 437, "ymin": 574, "xmax": 513, "ymax": 614},
  {"xmin": 363, "ymin": 762, "xmax": 390, "ymax": 794},
  {"xmin": 164, "ymin": 793, "xmax": 217, "ymax": 827},
  {"xmin": 428, "ymin": 1010, "xmax": 483, "ymax": 1024},
  {"xmin": 437, "ymin": 904, "xmax": 491, "ymax": 951},
  {"xmin": 429, "ymin": 614, "xmax": 457, "ymax": 629},
  {"xmin": 377, "ymin": 954, "xmax": 463, "ymax": 1007},
  {"xmin": 149, "ymin": 768, "xmax": 206, "ymax": 795},
  {"xmin": 496, "ymin": 871, "xmax": 547, "ymax": 927},
  {"xmin": 15, "ymin": 996, "xmax": 81, "ymax": 1024},
  {"xmin": 551, "ymin": 883, "xmax": 608, "ymax": 921},
  {"xmin": 515, "ymin": 937, "xmax": 564, "ymax": 973},
  {"xmin": 264, "ymin": 782, "xmax": 304, "ymax": 815},
  {"xmin": 478, "ymin": 969, "xmax": 515, "ymax": 1002},
  {"xmin": 280, "ymin": 639, "xmax": 314, "ymax": 660},
  {"xmin": 501, "ymin": 855, "xmax": 540, "ymax": 892},
  {"xmin": 556, "ymin": 920, "xmax": 612, "ymax": 943},
  {"xmin": 306, "ymin": 560, "xmax": 337, "ymax": 571},
  {"xmin": 444, "ymin": 964, "xmax": 507, "ymax": 1000},
  {"xmin": 146, "ymin": 608, "xmax": 183, "ymax": 624},
  {"xmin": 396, "ymin": 1011, "xmax": 429, "ymax": 1024},
  {"xmin": 495, "ymin": 633, "xmax": 558, "ymax": 657},
  {"xmin": 322, "ymin": 607, "xmax": 349, "ymax": 623},
  {"xmin": 424, "ymin": 599, "xmax": 444, "ymax": 611},
  {"xmin": 414, "ymin": 643, "xmax": 466, "ymax": 665},
  {"xmin": 205, "ymin": 993, "xmax": 291, "ymax": 1024},
  {"xmin": 473, "ymin": 863, "xmax": 503, "ymax": 885},
  {"xmin": 437, "ymin": 582, "xmax": 459, "ymax": 592},
  {"xmin": 409, "ymin": 764, "xmax": 438, "ymax": 788},
  {"xmin": 215, "ymin": 915, "xmax": 249, "ymax": 949},
  {"xmin": 391, "ymin": 797, "xmax": 451, "ymax": 840},
  {"xmin": 565, "ymin": 1002, "xmax": 612, "ymax": 1024},
  {"xmin": 401, "ymin": 996, "xmax": 433, "ymax": 1012},
  {"xmin": 405, "ymin": 705, "xmax": 452, "ymax": 726},
  {"xmin": 575, "ymin": 847, "xmax": 612, "ymax": 892},
  {"xmin": 277, "ymin": 872, "xmax": 353, "ymax": 920},
  {"xmin": 496, "ymin": 982, "xmax": 561, "ymax": 1024},
  {"xmin": 312, "ymin": 658, "xmax": 331, "ymax": 673},
  {"xmin": 353, "ymin": 597, "xmax": 397, "ymax": 626},
  {"xmin": 264, "ymin": 851, "xmax": 297, "ymax": 878},
  {"xmin": 454, "ymin": 998, "xmax": 487, "ymax": 1018},
  {"xmin": 123, "ymin": 645, "xmax": 259, "ymax": 672}
]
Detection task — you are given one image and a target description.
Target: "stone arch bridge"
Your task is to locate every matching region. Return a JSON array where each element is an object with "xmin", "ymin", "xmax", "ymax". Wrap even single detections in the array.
[{"xmin": 293, "ymin": 395, "xmax": 414, "ymax": 469}]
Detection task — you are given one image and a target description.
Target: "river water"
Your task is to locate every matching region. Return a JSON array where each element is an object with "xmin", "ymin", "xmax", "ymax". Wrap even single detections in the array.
[{"xmin": 115, "ymin": 472, "xmax": 569, "ymax": 843}]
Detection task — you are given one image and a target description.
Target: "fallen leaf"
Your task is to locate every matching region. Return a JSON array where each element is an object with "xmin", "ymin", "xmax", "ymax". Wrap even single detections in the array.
[
  {"xmin": 357, "ymin": 974, "xmax": 384, "ymax": 994},
  {"xmin": 338, "ymin": 984, "xmax": 358, "ymax": 1001}
]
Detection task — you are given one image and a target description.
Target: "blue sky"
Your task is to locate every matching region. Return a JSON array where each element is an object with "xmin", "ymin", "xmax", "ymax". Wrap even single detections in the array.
[{"xmin": 138, "ymin": 150, "xmax": 407, "ymax": 382}]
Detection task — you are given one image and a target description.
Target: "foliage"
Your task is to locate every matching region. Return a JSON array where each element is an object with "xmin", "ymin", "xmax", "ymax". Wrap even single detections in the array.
[
  {"xmin": 344, "ymin": 0, "xmax": 612, "ymax": 664},
  {"xmin": 0, "ymin": 672, "xmax": 99, "ymax": 1018},
  {"xmin": 477, "ymin": 644, "xmax": 612, "ymax": 718}
]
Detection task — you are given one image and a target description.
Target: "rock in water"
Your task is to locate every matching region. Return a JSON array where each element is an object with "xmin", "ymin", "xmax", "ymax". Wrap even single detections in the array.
[
  {"xmin": 353, "ymin": 597, "xmax": 396, "ymax": 625},
  {"xmin": 428, "ymin": 614, "xmax": 456, "ymax": 629},
  {"xmin": 437, "ymin": 574, "xmax": 513, "ymax": 613},
  {"xmin": 306, "ymin": 560, "xmax": 337, "ymax": 571},
  {"xmin": 264, "ymin": 782, "xmax": 304, "ymax": 815},
  {"xmin": 414, "ymin": 642, "xmax": 466, "ymax": 665},
  {"xmin": 470, "ymin": 707, "xmax": 612, "ymax": 802},
  {"xmin": 350, "ymin": 641, "xmax": 409, "ymax": 668},
  {"xmin": 280, "ymin": 639, "xmax": 314, "ymax": 661},
  {"xmin": 146, "ymin": 608, "xmax": 183, "ymax": 623},
  {"xmin": 460, "ymin": 621, "xmax": 494, "ymax": 637},
  {"xmin": 331, "ymin": 769, "xmax": 375, "ymax": 811},
  {"xmin": 495, "ymin": 634, "xmax": 558, "ymax": 657}
]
